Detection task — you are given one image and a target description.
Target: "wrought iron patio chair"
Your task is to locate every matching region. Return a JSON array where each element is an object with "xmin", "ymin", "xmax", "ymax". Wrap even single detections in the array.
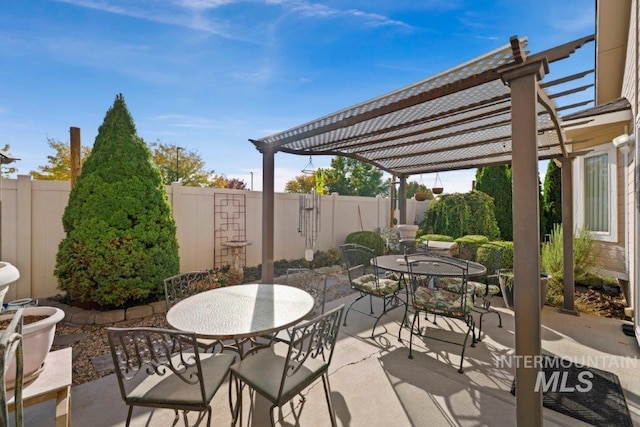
[
  {"xmin": 379, "ymin": 227, "xmax": 402, "ymax": 254},
  {"xmin": 229, "ymin": 305, "xmax": 344, "ymax": 427},
  {"xmin": 403, "ymin": 254, "xmax": 476, "ymax": 373},
  {"xmin": 0, "ymin": 308, "xmax": 24, "ymax": 427},
  {"xmin": 107, "ymin": 327, "xmax": 235, "ymax": 427},
  {"xmin": 456, "ymin": 242, "xmax": 505, "ymax": 340},
  {"xmin": 164, "ymin": 270, "xmax": 219, "ymax": 352},
  {"xmin": 263, "ymin": 268, "xmax": 329, "ymax": 345},
  {"xmin": 339, "ymin": 243, "xmax": 407, "ymax": 337}
]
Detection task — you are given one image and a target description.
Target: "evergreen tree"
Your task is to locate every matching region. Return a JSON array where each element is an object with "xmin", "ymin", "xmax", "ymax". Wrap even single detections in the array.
[
  {"xmin": 475, "ymin": 165, "xmax": 513, "ymax": 240},
  {"xmin": 543, "ymin": 159, "xmax": 562, "ymax": 235},
  {"xmin": 55, "ymin": 94, "xmax": 179, "ymax": 308}
]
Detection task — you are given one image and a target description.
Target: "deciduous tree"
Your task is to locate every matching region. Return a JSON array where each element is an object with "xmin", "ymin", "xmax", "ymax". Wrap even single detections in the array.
[
  {"xmin": 30, "ymin": 138, "xmax": 91, "ymax": 180},
  {"xmin": 285, "ymin": 174, "xmax": 316, "ymax": 193}
]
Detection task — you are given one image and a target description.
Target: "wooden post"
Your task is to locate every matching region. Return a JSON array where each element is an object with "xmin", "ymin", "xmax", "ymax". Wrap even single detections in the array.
[{"xmin": 70, "ymin": 127, "xmax": 81, "ymax": 188}]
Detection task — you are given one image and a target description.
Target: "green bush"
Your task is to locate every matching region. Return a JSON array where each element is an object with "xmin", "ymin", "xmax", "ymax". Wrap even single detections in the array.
[
  {"xmin": 541, "ymin": 224, "xmax": 597, "ymax": 282},
  {"xmin": 476, "ymin": 165, "xmax": 512, "ymax": 240},
  {"xmin": 417, "ymin": 234, "xmax": 454, "ymax": 243},
  {"xmin": 492, "ymin": 241, "xmax": 513, "ymax": 269},
  {"xmin": 344, "ymin": 231, "xmax": 385, "ymax": 255},
  {"xmin": 542, "ymin": 224, "xmax": 598, "ymax": 303},
  {"xmin": 455, "ymin": 235, "xmax": 489, "ymax": 245},
  {"xmin": 55, "ymin": 94, "xmax": 179, "ymax": 308},
  {"xmin": 422, "ymin": 192, "xmax": 500, "ymax": 239}
]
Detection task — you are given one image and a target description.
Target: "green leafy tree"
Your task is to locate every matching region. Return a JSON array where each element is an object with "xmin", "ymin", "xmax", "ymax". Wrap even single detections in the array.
[
  {"xmin": 55, "ymin": 94, "xmax": 179, "ymax": 308},
  {"xmin": 324, "ymin": 157, "xmax": 385, "ymax": 196},
  {"xmin": 30, "ymin": 138, "xmax": 92, "ymax": 180},
  {"xmin": 475, "ymin": 165, "xmax": 512, "ymax": 240},
  {"xmin": 543, "ymin": 159, "xmax": 562, "ymax": 235},
  {"xmin": 380, "ymin": 178, "xmax": 433, "ymax": 199},
  {"xmin": 285, "ymin": 174, "xmax": 316, "ymax": 193},
  {"xmin": 148, "ymin": 140, "xmax": 224, "ymax": 187}
]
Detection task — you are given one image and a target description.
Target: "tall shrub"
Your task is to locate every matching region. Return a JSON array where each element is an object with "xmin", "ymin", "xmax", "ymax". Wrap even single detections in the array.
[
  {"xmin": 541, "ymin": 224, "xmax": 598, "ymax": 283},
  {"xmin": 422, "ymin": 192, "xmax": 499, "ymax": 239},
  {"xmin": 543, "ymin": 160, "xmax": 562, "ymax": 235},
  {"xmin": 475, "ymin": 165, "xmax": 512, "ymax": 240},
  {"xmin": 55, "ymin": 94, "xmax": 179, "ymax": 308}
]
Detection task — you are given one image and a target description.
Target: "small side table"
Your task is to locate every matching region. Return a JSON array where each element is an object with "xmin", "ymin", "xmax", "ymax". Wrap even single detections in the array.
[{"xmin": 8, "ymin": 347, "xmax": 72, "ymax": 427}]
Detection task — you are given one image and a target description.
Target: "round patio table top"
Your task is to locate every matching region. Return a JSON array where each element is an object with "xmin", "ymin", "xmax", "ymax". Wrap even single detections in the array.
[
  {"xmin": 374, "ymin": 254, "xmax": 487, "ymax": 278},
  {"xmin": 166, "ymin": 284, "xmax": 314, "ymax": 340}
]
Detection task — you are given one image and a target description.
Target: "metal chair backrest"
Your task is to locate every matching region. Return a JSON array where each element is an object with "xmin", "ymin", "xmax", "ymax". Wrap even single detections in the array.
[
  {"xmin": 163, "ymin": 270, "xmax": 212, "ymax": 310},
  {"xmin": 107, "ymin": 327, "xmax": 208, "ymax": 407},
  {"xmin": 339, "ymin": 243, "xmax": 376, "ymax": 282},
  {"xmin": 285, "ymin": 268, "xmax": 327, "ymax": 317},
  {"xmin": 405, "ymin": 254, "xmax": 472, "ymax": 310},
  {"xmin": 0, "ymin": 308, "xmax": 24, "ymax": 427},
  {"xmin": 278, "ymin": 305, "xmax": 344, "ymax": 400}
]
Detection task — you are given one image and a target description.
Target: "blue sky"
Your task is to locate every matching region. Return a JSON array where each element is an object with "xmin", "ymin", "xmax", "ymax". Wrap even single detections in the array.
[{"xmin": 1, "ymin": 0, "xmax": 595, "ymax": 192}]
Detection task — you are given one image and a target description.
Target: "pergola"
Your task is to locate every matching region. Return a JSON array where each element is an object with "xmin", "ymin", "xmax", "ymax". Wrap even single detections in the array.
[{"xmin": 250, "ymin": 35, "xmax": 594, "ymax": 426}]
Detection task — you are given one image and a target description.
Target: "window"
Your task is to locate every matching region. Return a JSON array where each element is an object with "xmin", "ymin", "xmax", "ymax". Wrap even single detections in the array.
[{"xmin": 574, "ymin": 144, "xmax": 617, "ymax": 242}]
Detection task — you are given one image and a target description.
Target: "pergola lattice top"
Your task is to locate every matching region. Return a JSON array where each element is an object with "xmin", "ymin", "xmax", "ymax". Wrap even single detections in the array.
[{"xmin": 251, "ymin": 35, "xmax": 595, "ymax": 177}]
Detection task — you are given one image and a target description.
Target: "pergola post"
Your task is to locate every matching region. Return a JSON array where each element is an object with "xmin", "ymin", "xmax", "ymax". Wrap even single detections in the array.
[
  {"xmin": 500, "ymin": 57, "xmax": 548, "ymax": 427},
  {"xmin": 558, "ymin": 157, "xmax": 578, "ymax": 314},
  {"xmin": 398, "ymin": 175, "xmax": 407, "ymax": 224},
  {"xmin": 260, "ymin": 144, "xmax": 275, "ymax": 283}
]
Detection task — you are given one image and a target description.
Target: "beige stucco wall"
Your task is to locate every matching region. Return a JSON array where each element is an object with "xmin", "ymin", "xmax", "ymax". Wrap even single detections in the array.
[{"xmin": 0, "ymin": 176, "xmax": 428, "ymax": 300}]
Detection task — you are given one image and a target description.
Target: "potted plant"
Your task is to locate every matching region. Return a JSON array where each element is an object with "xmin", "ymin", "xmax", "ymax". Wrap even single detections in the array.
[
  {"xmin": 0, "ymin": 305, "xmax": 65, "ymax": 387},
  {"xmin": 498, "ymin": 269, "xmax": 550, "ymax": 310}
]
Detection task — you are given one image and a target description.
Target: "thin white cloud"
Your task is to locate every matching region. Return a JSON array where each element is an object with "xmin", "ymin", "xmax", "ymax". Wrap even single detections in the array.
[{"xmin": 55, "ymin": 0, "xmax": 245, "ymax": 41}]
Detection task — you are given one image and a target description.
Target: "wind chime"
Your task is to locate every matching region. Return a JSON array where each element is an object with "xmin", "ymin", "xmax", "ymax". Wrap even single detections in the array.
[{"xmin": 299, "ymin": 157, "xmax": 322, "ymax": 261}]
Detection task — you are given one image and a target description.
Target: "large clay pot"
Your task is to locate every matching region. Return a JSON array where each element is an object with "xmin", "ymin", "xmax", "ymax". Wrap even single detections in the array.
[
  {"xmin": 0, "ymin": 306, "xmax": 65, "ymax": 386},
  {"xmin": 498, "ymin": 270, "xmax": 550, "ymax": 310},
  {"xmin": 0, "ymin": 261, "xmax": 20, "ymax": 308}
]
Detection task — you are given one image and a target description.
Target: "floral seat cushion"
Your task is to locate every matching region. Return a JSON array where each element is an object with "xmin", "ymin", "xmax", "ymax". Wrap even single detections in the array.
[
  {"xmin": 437, "ymin": 277, "xmax": 499, "ymax": 298},
  {"xmin": 413, "ymin": 286, "xmax": 474, "ymax": 314},
  {"xmin": 351, "ymin": 274, "xmax": 402, "ymax": 297},
  {"xmin": 472, "ymin": 282, "xmax": 501, "ymax": 298}
]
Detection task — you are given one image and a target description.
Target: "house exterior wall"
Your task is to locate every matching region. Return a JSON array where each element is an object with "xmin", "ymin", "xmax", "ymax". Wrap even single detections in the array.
[{"xmin": 0, "ymin": 176, "xmax": 428, "ymax": 301}]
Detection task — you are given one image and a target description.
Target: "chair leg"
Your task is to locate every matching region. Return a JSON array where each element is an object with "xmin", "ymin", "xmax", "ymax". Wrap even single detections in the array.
[
  {"xmin": 458, "ymin": 318, "xmax": 474, "ymax": 374},
  {"xmin": 408, "ymin": 312, "xmax": 419, "ymax": 359},
  {"xmin": 126, "ymin": 406, "xmax": 134, "ymax": 427},
  {"xmin": 369, "ymin": 294, "xmax": 374, "ymax": 314},
  {"xmin": 269, "ymin": 405, "xmax": 277, "ymax": 427},
  {"xmin": 231, "ymin": 375, "xmax": 243, "ymax": 427},
  {"xmin": 322, "ymin": 373, "xmax": 338, "ymax": 427},
  {"xmin": 343, "ymin": 294, "xmax": 366, "ymax": 326}
]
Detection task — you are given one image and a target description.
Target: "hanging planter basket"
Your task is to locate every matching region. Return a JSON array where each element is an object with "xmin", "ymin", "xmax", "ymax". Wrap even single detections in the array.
[
  {"xmin": 431, "ymin": 173, "xmax": 444, "ymax": 195},
  {"xmin": 414, "ymin": 192, "xmax": 428, "ymax": 201}
]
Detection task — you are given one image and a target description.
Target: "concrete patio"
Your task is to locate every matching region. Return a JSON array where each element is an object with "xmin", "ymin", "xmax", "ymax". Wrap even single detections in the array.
[{"xmin": 17, "ymin": 291, "xmax": 640, "ymax": 426}]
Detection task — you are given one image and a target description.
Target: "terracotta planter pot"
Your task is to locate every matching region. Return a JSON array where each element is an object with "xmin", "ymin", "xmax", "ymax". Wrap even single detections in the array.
[{"xmin": 498, "ymin": 270, "xmax": 550, "ymax": 311}]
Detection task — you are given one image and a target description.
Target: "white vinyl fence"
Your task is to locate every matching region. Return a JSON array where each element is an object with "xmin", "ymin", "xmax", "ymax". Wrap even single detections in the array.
[{"xmin": 0, "ymin": 176, "xmax": 428, "ymax": 300}]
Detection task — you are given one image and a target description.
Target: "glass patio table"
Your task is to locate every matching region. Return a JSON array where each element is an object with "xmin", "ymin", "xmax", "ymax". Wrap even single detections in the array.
[
  {"xmin": 374, "ymin": 254, "xmax": 487, "ymax": 278},
  {"xmin": 166, "ymin": 283, "xmax": 314, "ymax": 359}
]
